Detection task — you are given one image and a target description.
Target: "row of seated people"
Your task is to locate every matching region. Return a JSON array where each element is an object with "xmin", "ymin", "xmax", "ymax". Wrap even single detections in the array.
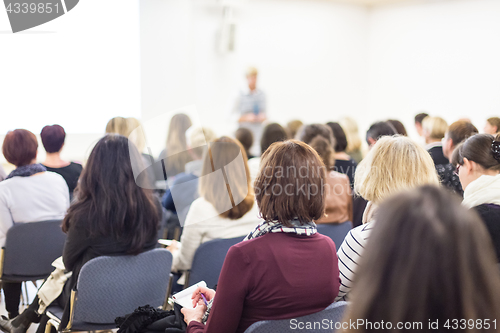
[{"xmin": 0, "ymin": 115, "xmax": 499, "ymax": 333}]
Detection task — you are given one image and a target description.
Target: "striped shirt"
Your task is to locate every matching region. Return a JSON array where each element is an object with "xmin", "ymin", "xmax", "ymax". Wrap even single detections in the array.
[{"xmin": 336, "ymin": 222, "xmax": 375, "ymax": 301}]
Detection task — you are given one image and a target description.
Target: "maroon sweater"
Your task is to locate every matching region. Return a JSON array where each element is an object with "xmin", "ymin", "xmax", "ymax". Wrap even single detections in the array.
[{"xmin": 187, "ymin": 232, "xmax": 341, "ymax": 333}]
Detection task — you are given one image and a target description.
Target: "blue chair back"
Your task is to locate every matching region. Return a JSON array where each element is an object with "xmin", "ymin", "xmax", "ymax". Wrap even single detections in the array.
[
  {"xmin": 72, "ymin": 248, "xmax": 172, "ymax": 324},
  {"xmin": 2, "ymin": 220, "xmax": 66, "ymax": 281},
  {"xmin": 187, "ymin": 236, "xmax": 244, "ymax": 289},
  {"xmin": 316, "ymin": 222, "xmax": 352, "ymax": 249},
  {"xmin": 244, "ymin": 301, "xmax": 348, "ymax": 333}
]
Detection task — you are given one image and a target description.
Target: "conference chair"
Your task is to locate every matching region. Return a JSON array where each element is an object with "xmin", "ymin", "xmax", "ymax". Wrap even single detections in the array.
[
  {"xmin": 45, "ymin": 248, "xmax": 173, "ymax": 333},
  {"xmin": 316, "ymin": 222, "xmax": 352, "ymax": 249},
  {"xmin": 244, "ymin": 301, "xmax": 348, "ymax": 333},
  {"xmin": 0, "ymin": 220, "xmax": 66, "ymax": 303},
  {"xmin": 185, "ymin": 236, "xmax": 244, "ymax": 289}
]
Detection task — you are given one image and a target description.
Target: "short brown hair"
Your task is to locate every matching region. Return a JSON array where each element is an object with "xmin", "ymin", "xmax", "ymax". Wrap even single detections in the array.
[
  {"xmin": 3, "ymin": 129, "xmax": 38, "ymax": 167},
  {"xmin": 199, "ymin": 136, "xmax": 254, "ymax": 220},
  {"xmin": 487, "ymin": 117, "xmax": 500, "ymax": 131},
  {"xmin": 255, "ymin": 140, "xmax": 326, "ymax": 226},
  {"xmin": 235, "ymin": 127, "xmax": 253, "ymax": 156},
  {"xmin": 41, "ymin": 124, "xmax": 66, "ymax": 153},
  {"xmin": 447, "ymin": 120, "xmax": 478, "ymax": 147}
]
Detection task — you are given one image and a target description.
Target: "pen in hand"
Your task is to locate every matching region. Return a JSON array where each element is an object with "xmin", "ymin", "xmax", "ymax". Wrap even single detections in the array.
[{"xmin": 200, "ymin": 293, "xmax": 208, "ymax": 306}]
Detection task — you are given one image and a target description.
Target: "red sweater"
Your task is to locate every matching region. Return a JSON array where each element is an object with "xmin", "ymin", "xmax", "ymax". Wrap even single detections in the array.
[{"xmin": 187, "ymin": 232, "xmax": 341, "ymax": 333}]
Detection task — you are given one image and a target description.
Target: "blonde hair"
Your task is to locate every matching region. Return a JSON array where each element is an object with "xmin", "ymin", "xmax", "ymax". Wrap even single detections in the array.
[
  {"xmin": 199, "ymin": 136, "xmax": 254, "ymax": 219},
  {"xmin": 127, "ymin": 117, "xmax": 146, "ymax": 153},
  {"xmin": 105, "ymin": 117, "xmax": 129, "ymax": 136},
  {"xmin": 165, "ymin": 113, "xmax": 193, "ymax": 176},
  {"xmin": 246, "ymin": 66, "xmax": 258, "ymax": 76},
  {"xmin": 422, "ymin": 116, "xmax": 448, "ymax": 140},
  {"xmin": 339, "ymin": 117, "xmax": 362, "ymax": 152},
  {"xmin": 354, "ymin": 136, "xmax": 439, "ymax": 203}
]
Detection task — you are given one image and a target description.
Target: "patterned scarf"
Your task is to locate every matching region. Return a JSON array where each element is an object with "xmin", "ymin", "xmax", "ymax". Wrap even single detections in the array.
[
  {"xmin": 244, "ymin": 219, "xmax": 317, "ymax": 241},
  {"xmin": 6, "ymin": 163, "xmax": 46, "ymax": 180}
]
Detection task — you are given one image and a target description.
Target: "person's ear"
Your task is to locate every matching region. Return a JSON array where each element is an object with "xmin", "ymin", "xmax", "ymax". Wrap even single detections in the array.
[
  {"xmin": 367, "ymin": 137, "xmax": 376, "ymax": 147},
  {"xmin": 462, "ymin": 157, "xmax": 474, "ymax": 174}
]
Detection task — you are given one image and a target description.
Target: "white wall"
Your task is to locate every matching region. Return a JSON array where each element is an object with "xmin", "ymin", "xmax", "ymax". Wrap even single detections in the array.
[
  {"xmin": 367, "ymin": 0, "xmax": 500, "ymax": 138},
  {"xmin": 140, "ymin": 0, "xmax": 369, "ymax": 156}
]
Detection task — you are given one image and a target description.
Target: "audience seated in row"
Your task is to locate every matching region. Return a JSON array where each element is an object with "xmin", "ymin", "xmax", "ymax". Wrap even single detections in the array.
[
  {"xmin": 343, "ymin": 185, "xmax": 500, "ymax": 331},
  {"xmin": 167, "ymin": 137, "xmax": 262, "ymax": 287},
  {"xmin": 339, "ymin": 117, "xmax": 364, "ymax": 164},
  {"xmin": 326, "ymin": 121, "xmax": 357, "ymax": 188},
  {"xmin": 422, "ymin": 116, "xmax": 449, "ymax": 166},
  {"xmin": 0, "ymin": 130, "xmax": 70, "ymax": 319},
  {"xmin": 181, "ymin": 140, "xmax": 341, "ymax": 333},
  {"xmin": 453, "ymin": 133, "xmax": 500, "ymax": 262},
  {"xmin": 297, "ymin": 124, "xmax": 352, "ymax": 224},
  {"xmin": 336, "ymin": 135, "xmax": 440, "ymax": 300},
  {"xmin": 40, "ymin": 125, "xmax": 83, "ymax": 198},
  {"xmin": 0, "ymin": 134, "xmax": 161, "ymax": 333}
]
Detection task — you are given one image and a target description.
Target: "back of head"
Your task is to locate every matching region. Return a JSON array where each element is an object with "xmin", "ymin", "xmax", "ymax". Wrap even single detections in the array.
[
  {"xmin": 235, "ymin": 128, "xmax": 254, "ymax": 155},
  {"xmin": 165, "ymin": 113, "xmax": 193, "ymax": 176},
  {"xmin": 260, "ymin": 123, "xmax": 288, "ymax": 155},
  {"xmin": 387, "ymin": 119, "xmax": 407, "ymax": 136},
  {"xmin": 199, "ymin": 136, "xmax": 253, "ymax": 220},
  {"xmin": 63, "ymin": 134, "xmax": 158, "ymax": 254},
  {"xmin": 255, "ymin": 140, "xmax": 326, "ymax": 226},
  {"xmin": 126, "ymin": 117, "xmax": 146, "ymax": 153},
  {"xmin": 454, "ymin": 133, "xmax": 500, "ymax": 172},
  {"xmin": 297, "ymin": 124, "xmax": 336, "ymax": 169},
  {"xmin": 41, "ymin": 125, "xmax": 66, "ymax": 153},
  {"xmin": 286, "ymin": 120, "xmax": 303, "ymax": 139},
  {"xmin": 339, "ymin": 117, "xmax": 362, "ymax": 152},
  {"xmin": 326, "ymin": 122, "xmax": 348, "ymax": 152},
  {"xmin": 105, "ymin": 117, "xmax": 129, "ymax": 136},
  {"xmin": 3, "ymin": 129, "xmax": 38, "ymax": 167},
  {"xmin": 414, "ymin": 112, "xmax": 429, "ymax": 125},
  {"xmin": 344, "ymin": 185, "xmax": 500, "ymax": 331},
  {"xmin": 355, "ymin": 136, "xmax": 439, "ymax": 203},
  {"xmin": 366, "ymin": 121, "xmax": 397, "ymax": 144},
  {"xmin": 487, "ymin": 117, "xmax": 500, "ymax": 131},
  {"xmin": 422, "ymin": 116, "xmax": 448, "ymax": 140},
  {"xmin": 447, "ymin": 120, "xmax": 478, "ymax": 147},
  {"xmin": 187, "ymin": 126, "xmax": 216, "ymax": 159}
]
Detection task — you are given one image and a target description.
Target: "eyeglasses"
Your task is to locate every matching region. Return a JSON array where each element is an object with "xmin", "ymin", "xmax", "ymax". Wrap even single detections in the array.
[{"xmin": 454, "ymin": 164, "xmax": 461, "ymax": 176}]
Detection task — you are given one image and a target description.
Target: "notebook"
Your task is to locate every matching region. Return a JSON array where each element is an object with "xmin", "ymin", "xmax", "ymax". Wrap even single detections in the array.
[{"xmin": 172, "ymin": 281, "xmax": 207, "ymax": 308}]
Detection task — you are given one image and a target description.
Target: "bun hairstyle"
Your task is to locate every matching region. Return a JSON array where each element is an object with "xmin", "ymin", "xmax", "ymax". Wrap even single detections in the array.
[{"xmin": 454, "ymin": 133, "xmax": 500, "ymax": 171}]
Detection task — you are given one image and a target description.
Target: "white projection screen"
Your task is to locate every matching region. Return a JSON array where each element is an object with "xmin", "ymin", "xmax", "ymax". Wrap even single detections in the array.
[{"xmin": 0, "ymin": 0, "xmax": 141, "ymax": 134}]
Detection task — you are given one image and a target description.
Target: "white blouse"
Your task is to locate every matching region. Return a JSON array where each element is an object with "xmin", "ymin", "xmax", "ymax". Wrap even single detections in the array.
[{"xmin": 0, "ymin": 172, "xmax": 70, "ymax": 246}]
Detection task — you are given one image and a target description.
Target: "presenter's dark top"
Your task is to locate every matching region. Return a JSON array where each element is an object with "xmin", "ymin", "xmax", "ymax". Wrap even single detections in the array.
[
  {"xmin": 187, "ymin": 232, "xmax": 341, "ymax": 333},
  {"xmin": 43, "ymin": 162, "xmax": 83, "ymax": 196}
]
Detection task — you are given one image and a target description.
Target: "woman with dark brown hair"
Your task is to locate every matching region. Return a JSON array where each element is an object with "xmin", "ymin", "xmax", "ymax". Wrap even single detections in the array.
[
  {"xmin": 297, "ymin": 124, "xmax": 352, "ymax": 224},
  {"xmin": 453, "ymin": 133, "xmax": 500, "ymax": 262},
  {"xmin": 343, "ymin": 186, "xmax": 500, "ymax": 332},
  {"xmin": 0, "ymin": 134, "xmax": 160, "ymax": 333},
  {"xmin": 181, "ymin": 140, "xmax": 341, "ymax": 333},
  {"xmin": 167, "ymin": 136, "xmax": 261, "ymax": 285}
]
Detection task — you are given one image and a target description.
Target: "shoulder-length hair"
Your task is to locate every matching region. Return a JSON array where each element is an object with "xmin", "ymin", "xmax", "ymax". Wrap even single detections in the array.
[
  {"xmin": 297, "ymin": 124, "xmax": 336, "ymax": 169},
  {"xmin": 255, "ymin": 140, "xmax": 326, "ymax": 226},
  {"xmin": 62, "ymin": 134, "xmax": 159, "ymax": 255},
  {"xmin": 164, "ymin": 113, "xmax": 193, "ymax": 176},
  {"xmin": 354, "ymin": 135, "xmax": 439, "ymax": 203},
  {"xmin": 199, "ymin": 136, "xmax": 254, "ymax": 220},
  {"xmin": 343, "ymin": 185, "xmax": 500, "ymax": 332}
]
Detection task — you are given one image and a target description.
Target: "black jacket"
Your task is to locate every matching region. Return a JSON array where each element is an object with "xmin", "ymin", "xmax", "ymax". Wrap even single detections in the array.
[
  {"xmin": 428, "ymin": 146, "xmax": 449, "ymax": 166},
  {"xmin": 474, "ymin": 203, "xmax": 500, "ymax": 262},
  {"xmin": 59, "ymin": 217, "xmax": 158, "ymax": 327}
]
